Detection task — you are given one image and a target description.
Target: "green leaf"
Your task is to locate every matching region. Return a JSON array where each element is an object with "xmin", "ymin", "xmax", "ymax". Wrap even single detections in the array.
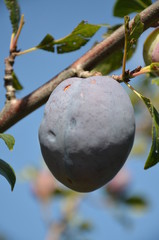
[
  {"xmin": 93, "ymin": 24, "xmax": 123, "ymax": 74},
  {"xmin": 142, "ymin": 97, "xmax": 159, "ymax": 169},
  {"xmin": 0, "ymin": 159, "xmax": 16, "ymax": 191},
  {"xmin": 93, "ymin": 46, "xmax": 138, "ymax": 76},
  {"xmin": 124, "ymin": 195, "xmax": 148, "ymax": 210},
  {"xmin": 12, "ymin": 72, "xmax": 23, "ymax": 91},
  {"xmin": 113, "ymin": 0, "xmax": 152, "ymax": 17},
  {"xmin": 4, "ymin": 0, "xmax": 21, "ymax": 34},
  {"xmin": 93, "ymin": 48, "xmax": 123, "ymax": 75},
  {"xmin": 36, "ymin": 34, "xmax": 55, "ymax": 52},
  {"xmin": 127, "ymin": 84, "xmax": 159, "ymax": 169},
  {"xmin": 54, "ymin": 21, "xmax": 101, "ymax": 53},
  {"xmin": 127, "ymin": 14, "xmax": 144, "ymax": 54},
  {"xmin": 94, "ymin": 16, "xmax": 143, "ymax": 75},
  {"xmin": 0, "ymin": 133, "xmax": 15, "ymax": 150},
  {"xmin": 36, "ymin": 21, "xmax": 101, "ymax": 54}
]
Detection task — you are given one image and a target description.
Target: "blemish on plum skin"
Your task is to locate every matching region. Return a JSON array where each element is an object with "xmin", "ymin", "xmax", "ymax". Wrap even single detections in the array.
[
  {"xmin": 49, "ymin": 130, "xmax": 56, "ymax": 137},
  {"xmin": 48, "ymin": 130, "xmax": 56, "ymax": 142},
  {"xmin": 64, "ymin": 84, "xmax": 71, "ymax": 91}
]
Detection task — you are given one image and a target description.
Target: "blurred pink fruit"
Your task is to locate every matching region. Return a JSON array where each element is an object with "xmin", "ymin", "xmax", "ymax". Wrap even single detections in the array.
[
  {"xmin": 31, "ymin": 169, "xmax": 57, "ymax": 201},
  {"xmin": 106, "ymin": 168, "xmax": 131, "ymax": 196}
]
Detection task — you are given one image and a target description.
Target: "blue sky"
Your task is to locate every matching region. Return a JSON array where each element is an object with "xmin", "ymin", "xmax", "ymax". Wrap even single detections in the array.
[{"xmin": 0, "ymin": 1, "xmax": 159, "ymax": 240}]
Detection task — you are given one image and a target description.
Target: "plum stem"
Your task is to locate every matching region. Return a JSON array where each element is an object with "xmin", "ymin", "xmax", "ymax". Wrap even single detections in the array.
[
  {"xmin": 129, "ymin": 63, "xmax": 159, "ymax": 78},
  {"xmin": 14, "ymin": 47, "xmax": 37, "ymax": 56}
]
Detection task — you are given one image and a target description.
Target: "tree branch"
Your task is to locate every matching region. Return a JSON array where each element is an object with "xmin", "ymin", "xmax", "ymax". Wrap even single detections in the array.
[{"xmin": 0, "ymin": 1, "xmax": 159, "ymax": 132}]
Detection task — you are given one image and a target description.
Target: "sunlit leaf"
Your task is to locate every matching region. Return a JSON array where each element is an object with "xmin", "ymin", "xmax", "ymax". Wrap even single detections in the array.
[
  {"xmin": 0, "ymin": 159, "xmax": 16, "ymax": 191},
  {"xmin": 36, "ymin": 34, "xmax": 54, "ymax": 52},
  {"xmin": 54, "ymin": 21, "xmax": 101, "ymax": 53},
  {"xmin": 113, "ymin": 0, "xmax": 152, "ymax": 17},
  {"xmin": 36, "ymin": 21, "xmax": 101, "ymax": 54},
  {"xmin": 0, "ymin": 133, "xmax": 15, "ymax": 150},
  {"xmin": 127, "ymin": 14, "xmax": 144, "ymax": 55},
  {"xmin": 12, "ymin": 72, "xmax": 23, "ymax": 90},
  {"xmin": 4, "ymin": 0, "xmax": 21, "ymax": 34}
]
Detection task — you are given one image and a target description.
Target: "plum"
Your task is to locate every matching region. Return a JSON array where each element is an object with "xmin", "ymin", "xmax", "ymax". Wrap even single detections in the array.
[
  {"xmin": 31, "ymin": 169, "xmax": 57, "ymax": 202},
  {"xmin": 106, "ymin": 168, "xmax": 131, "ymax": 196},
  {"xmin": 39, "ymin": 76, "xmax": 135, "ymax": 192},
  {"xmin": 143, "ymin": 28, "xmax": 159, "ymax": 65}
]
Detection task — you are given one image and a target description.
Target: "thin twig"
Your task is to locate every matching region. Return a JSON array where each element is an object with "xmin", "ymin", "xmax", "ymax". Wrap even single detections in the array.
[
  {"xmin": 10, "ymin": 33, "xmax": 15, "ymax": 51},
  {"xmin": 122, "ymin": 16, "xmax": 130, "ymax": 80},
  {"xmin": 11, "ymin": 14, "xmax": 25, "ymax": 51}
]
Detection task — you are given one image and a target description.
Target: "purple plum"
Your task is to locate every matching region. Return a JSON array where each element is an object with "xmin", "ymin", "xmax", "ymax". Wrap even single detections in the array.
[
  {"xmin": 39, "ymin": 76, "xmax": 135, "ymax": 192},
  {"xmin": 143, "ymin": 28, "xmax": 159, "ymax": 65}
]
